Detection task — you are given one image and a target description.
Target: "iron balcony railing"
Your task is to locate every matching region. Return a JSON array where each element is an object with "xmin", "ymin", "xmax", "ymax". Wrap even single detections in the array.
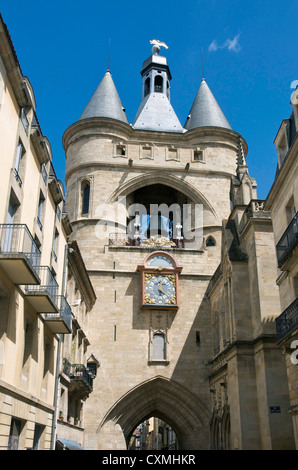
[
  {"xmin": 43, "ymin": 295, "xmax": 72, "ymax": 331},
  {"xmin": 276, "ymin": 213, "xmax": 298, "ymax": 267},
  {"xmin": 14, "ymin": 168, "xmax": 22, "ymax": 187},
  {"xmin": 62, "ymin": 359, "xmax": 93, "ymax": 391},
  {"xmin": 0, "ymin": 224, "xmax": 41, "ymax": 268},
  {"xmin": 276, "ymin": 297, "xmax": 298, "ymax": 341},
  {"xmin": 26, "ymin": 265, "xmax": 58, "ymax": 299},
  {"xmin": 69, "ymin": 364, "xmax": 93, "ymax": 390}
]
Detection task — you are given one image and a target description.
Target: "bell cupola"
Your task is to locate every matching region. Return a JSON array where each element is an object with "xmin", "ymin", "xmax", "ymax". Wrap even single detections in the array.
[{"xmin": 133, "ymin": 40, "xmax": 184, "ymax": 133}]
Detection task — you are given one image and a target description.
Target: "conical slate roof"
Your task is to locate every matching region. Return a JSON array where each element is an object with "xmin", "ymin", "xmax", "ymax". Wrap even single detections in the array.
[
  {"xmin": 184, "ymin": 78, "xmax": 231, "ymax": 131},
  {"xmin": 79, "ymin": 70, "xmax": 129, "ymax": 124},
  {"xmin": 133, "ymin": 93, "xmax": 184, "ymax": 133}
]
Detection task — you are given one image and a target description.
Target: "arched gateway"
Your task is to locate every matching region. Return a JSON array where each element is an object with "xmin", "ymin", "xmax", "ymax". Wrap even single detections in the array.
[
  {"xmin": 97, "ymin": 376, "xmax": 211, "ymax": 450},
  {"xmin": 62, "ymin": 43, "xmax": 295, "ymax": 450},
  {"xmin": 63, "ymin": 42, "xmax": 239, "ymax": 451}
]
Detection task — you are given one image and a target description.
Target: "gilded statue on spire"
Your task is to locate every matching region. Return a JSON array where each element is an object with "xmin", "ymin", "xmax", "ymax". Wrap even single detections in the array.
[{"xmin": 150, "ymin": 39, "xmax": 168, "ymax": 55}]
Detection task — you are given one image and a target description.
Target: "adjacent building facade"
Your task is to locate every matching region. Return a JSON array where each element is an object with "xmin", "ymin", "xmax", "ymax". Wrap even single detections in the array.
[
  {"xmin": 0, "ymin": 14, "xmax": 96, "ymax": 450},
  {"xmin": 265, "ymin": 88, "xmax": 298, "ymax": 447}
]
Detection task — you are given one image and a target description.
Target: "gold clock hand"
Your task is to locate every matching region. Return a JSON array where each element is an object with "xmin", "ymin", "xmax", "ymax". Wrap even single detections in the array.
[{"xmin": 158, "ymin": 285, "xmax": 168, "ymax": 295}]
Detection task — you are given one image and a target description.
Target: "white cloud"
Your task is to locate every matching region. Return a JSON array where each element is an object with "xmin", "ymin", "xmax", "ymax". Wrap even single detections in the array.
[
  {"xmin": 208, "ymin": 39, "xmax": 219, "ymax": 52},
  {"xmin": 208, "ymin": 34, "xmax": 241, "ymax": 53}
]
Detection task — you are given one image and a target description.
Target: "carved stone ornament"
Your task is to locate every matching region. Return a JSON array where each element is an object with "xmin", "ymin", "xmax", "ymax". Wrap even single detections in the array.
[{"xmin": 141, "ymin": 236, "xmax": 176, "ymax": 248}]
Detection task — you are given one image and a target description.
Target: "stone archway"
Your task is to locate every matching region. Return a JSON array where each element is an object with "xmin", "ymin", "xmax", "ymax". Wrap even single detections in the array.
[
  {"xmin": 96, "ymin": 376, "xmax": 211, "ymax": 450},
  {"xmin": 107, "ymin": 170, "xmax": 219, "ymax": 225}
]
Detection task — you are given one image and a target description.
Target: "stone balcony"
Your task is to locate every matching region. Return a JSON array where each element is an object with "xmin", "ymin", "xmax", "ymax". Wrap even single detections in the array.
[{"xmin": 0, "ymin": 223, "xmax": 41, "ymax": 285}]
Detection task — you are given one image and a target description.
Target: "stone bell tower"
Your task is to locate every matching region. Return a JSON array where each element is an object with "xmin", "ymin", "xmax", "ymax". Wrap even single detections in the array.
[{"xmin": 62, "ymin": 42, "xmax": 293, "ymax": 450}]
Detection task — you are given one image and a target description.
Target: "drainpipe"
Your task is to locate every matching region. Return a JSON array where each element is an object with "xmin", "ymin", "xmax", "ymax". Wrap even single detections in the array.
[{"xmin": 51, "ymin": 241, "xmax": 69, "ymax": 450}]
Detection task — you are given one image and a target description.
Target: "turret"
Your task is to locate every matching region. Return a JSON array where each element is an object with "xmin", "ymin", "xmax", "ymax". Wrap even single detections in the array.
[
  {"xmin": 184, "ymin": 77, "xmax": 231, "ymax": 131},
  {"xmin": 79, "ymin": 69, "xmax": 128, "ymax": 124}
]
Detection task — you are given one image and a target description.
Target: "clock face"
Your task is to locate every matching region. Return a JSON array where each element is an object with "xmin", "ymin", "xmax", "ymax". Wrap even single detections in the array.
[
  {"xmin": 144, "ymin": 274, "xmax": 176, "ymax": 305},
  {"xmin": 147, "ymin": 255, "xmax": 174, "ymax": 268}
]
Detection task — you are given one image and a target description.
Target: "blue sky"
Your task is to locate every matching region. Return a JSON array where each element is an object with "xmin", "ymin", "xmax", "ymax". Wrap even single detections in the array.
[{"xmin": 1, "ymin": 0, "xmax": 297, "ymax": 199}]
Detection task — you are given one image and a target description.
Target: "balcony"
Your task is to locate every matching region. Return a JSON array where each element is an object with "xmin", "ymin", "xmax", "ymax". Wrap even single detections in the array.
[
  {"xmin": 25, "ymin": 266, "xmax": 59, "ymax": 313},
  {"xmin": 276, "ymin": 213, "xmax": 298, "ymax": 268},
  {"xmin": 43, "ymin": 295, "xmax": 72, "ymax": 334},
  {"xmin": 48, "ymin": 162, "xmax": 63, "ymax": 204},
  {"xmin": 63, "ymin": 359, "xmax": 93, "ymax": 399},
  {"xmin": 0, "ymin": 224, "xmax": 41, "ymax": 285},
  {"xmin": 276, "ymin": 297, "xmax": 298, "ymax": 342}
]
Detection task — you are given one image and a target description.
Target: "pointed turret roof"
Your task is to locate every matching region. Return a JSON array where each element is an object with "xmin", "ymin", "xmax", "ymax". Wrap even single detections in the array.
[
  {"xmin": 184, "ymin": 78, "xmax": 231, "ymax": 131},
  {"xmin": 79, "ymin": 70, "xmax": 129, "ymax": 124}
]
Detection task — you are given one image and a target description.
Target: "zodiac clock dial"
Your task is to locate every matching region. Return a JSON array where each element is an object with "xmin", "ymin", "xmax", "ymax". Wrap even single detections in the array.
[{"xmin": 144, "ymin": 274, "xmax": 176, "ymax": 305}]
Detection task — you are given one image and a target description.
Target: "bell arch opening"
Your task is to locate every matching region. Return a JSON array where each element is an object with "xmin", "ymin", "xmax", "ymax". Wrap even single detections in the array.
[
  {"xmin": 108, "ymin": 173, "xmax": 220, "ymax": 250},
  {"xmin": 127, "ymin": 183, "xmax": 189, "ymax": 245},
  {"xmin": 107, "ymin": 172, "xmax": 219, "ymax": 247},
  {"xmin": 97, "ymin": 376, "xmax": 211, "ymax": 450}
]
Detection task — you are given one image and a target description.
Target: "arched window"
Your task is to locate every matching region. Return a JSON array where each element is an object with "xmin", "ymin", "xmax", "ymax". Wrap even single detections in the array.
[
  {"xmin": 154, "ymin": 75, "xmax": 163, "ymax": 93},
  {"xmin": 166, "ymin": 81, "xmax": 170, "ymax": 99},
  {"xmin": 153, "ymin": 333, "xmax": 166, "ymax": 360},
  {"xmin": 206, "ymin": 236, "xmax": 216, "ymax": 247},
  {"xmin": 144, "ymin": 77, "xmax": 150, "ymax": 97},
  {"xmin": 81, "ymin": 180, "xmax": 90, "ymax": 215}
]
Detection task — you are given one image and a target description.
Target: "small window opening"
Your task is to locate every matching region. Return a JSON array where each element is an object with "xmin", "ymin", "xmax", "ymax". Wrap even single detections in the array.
[
  {"xmin": 81, "ymin": 181, "xmax": 90, "ymax": 215},
  {"xmin": 194, "ymin": 150, "xmax": 203, "ymax": 162},
  {"xmin": 144, "ymin": 77, "xmax": 150, "ymax": 97},
  {"xmin": 154, "ymin": 75, "xmax": 163, "ymax": 93},
  {"xmin": 166, "ymin": 81, "xmax": 170, "ymax": 99},
  {"xmin": 206, "ymin": 236, "xmax": 216, "ymax": 247},
  {"xmin": 153, "ymin": 333, "xmax": 166, "ymax": 360},
  {"xmin": 116, "ymin": 145, "xmax": 126, "ymax": 156}
]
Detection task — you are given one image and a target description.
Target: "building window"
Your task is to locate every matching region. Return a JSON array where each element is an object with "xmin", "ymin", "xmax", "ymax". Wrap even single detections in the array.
[
  {"xmin": 20, "ymin": 107, "xmax": 30, "ymax": 135},
  {"xmin": 144, "ymin": 77, "xmax": 150, "ymax": 97},
  {"xmin": 6, "ymin": 194, "xmax": 18, "ymax": 225},
  {"xmin": 37, "ymin": 193, "xmax": 44, "ymax": 230},
  {"xmin": 43, "ymin": 334, "xmax": 53, "ymax": 377},
  {"xmin": 116, "ymin": 144, "xmax": 126, "ymax": 157},
  {"xmin": 52, "ymin": 229, "xmax": 59, "ymax": 262},
  {"xmin": 276, "ymin": 129, "xmax": 289, "ymax": 168},
  {"xmin": 286, "ymin": 197, "xmax": 296, "ymax": 225},
  {"xmin": 81, "ymin": 180, "xmax": 90, "ymax": 215},
  {"xmin": 153, "ymin": 333, "xmax": 166, "ymax": 360},
  {"xmin": 14, "ymin": 140, "xmax": 25, "ymax": 187},
  {"xmin": 154, "ymin": 75, "xmax": 163, "ymax": 93},
  {"xmin": 33, "ymin": 424, "xmax": 43, "ymax": 450},
  {"xmin": 41, "ymin": 163, "xmax": 48, "ymax": 185},
  {"xmin": 193, "ymin": 150, "xmax": 203, "ymax": 162},
  {"xmin": 87, "ymin": 362, "xmax": 97, "ymax": 377},
  {"xmin": 206, "ymin": 236, "xmax": 216, "ymax": 247},
  {"xmin": 7, "ymin": 418, "xmax": 23, "ymax": 450},
  {"xmin": 23, "ymin": 314, "xmax": 34, "ymax": 371},
  {"xmin": 166, "ymin": 81, "xmax": 170, "ymax": 99}
]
